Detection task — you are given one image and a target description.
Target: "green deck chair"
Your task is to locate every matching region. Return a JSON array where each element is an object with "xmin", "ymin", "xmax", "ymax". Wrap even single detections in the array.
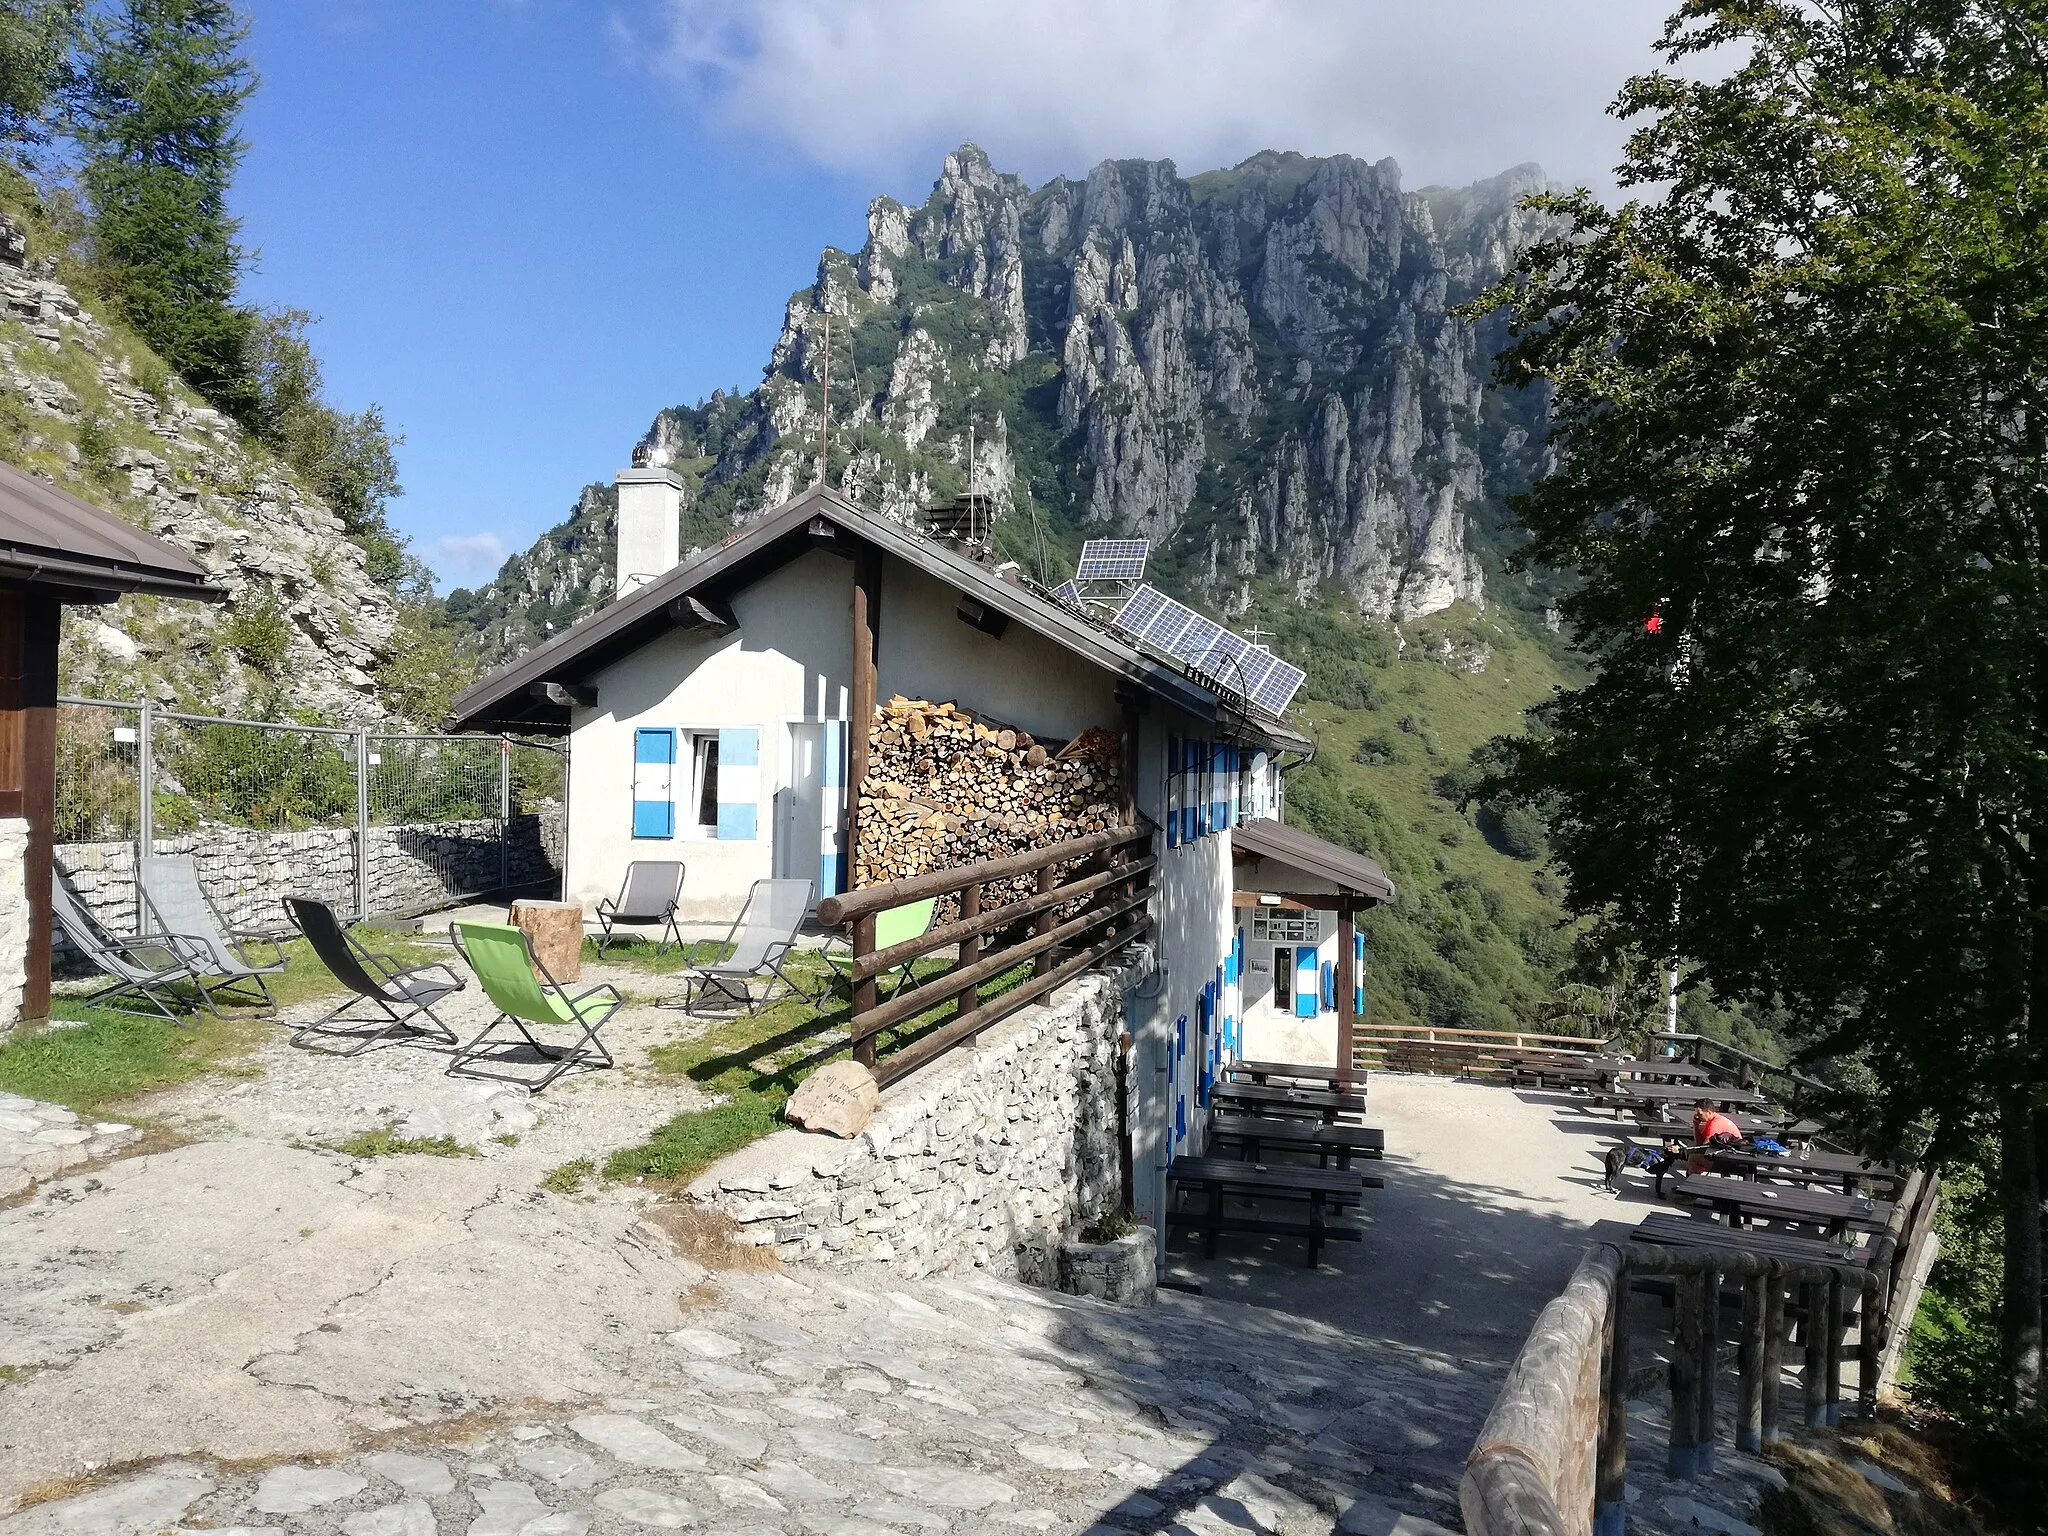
[
  {"xmin": 446, "ymin": 920, "xmax": 622, "ymax": 1093},
  {"xmin": 823, "ymin": 897, "xmax": 938, "ymax": 1002}
]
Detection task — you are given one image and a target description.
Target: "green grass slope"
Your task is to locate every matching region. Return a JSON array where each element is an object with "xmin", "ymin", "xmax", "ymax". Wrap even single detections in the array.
[{"xmin": 1269, "ymin": 601, "xmax": 1583, "ymax": 1034}]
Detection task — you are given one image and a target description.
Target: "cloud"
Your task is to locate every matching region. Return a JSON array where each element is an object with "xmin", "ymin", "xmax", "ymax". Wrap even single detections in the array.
[
  {"xmin": 432, "ymin": 532, "xmax": 510, "ymax": 581},
  {"xmin": 646, "ymin": 0, "xmax": 1672, "ymax": 194}
]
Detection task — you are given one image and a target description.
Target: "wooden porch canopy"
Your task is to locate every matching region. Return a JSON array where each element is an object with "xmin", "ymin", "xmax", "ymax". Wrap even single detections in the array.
[
  {"xmin": 0, "ymin": 460, "xmax": 223, "ymax": 1023},
  {"xmin": 1232, "ymin": 816, "xmax": 1394, "ymax": 1091}
]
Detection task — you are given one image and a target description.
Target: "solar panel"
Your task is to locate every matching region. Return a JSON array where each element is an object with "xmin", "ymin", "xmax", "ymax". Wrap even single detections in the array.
[
  {"xmin": 1245, "ymin": 655, "xmax": 1308, "ymax": 715},
  {"xmin": 1111, "ymin": 585, "xmax": 1173, "ymax": 636},
  {"xmin": 1110, "ymin": 584, "xmax": 1307, "ymax": 715},
  {"xmin": 1050, "ymin": 580, "xmax": 1081, "ymax": 608},
  {"xmin": 1076, "ymin": 539, "xmax": 1149, "ymax": 582}
]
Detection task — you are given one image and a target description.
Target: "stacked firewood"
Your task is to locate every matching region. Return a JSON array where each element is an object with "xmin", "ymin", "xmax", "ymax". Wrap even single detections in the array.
[{"xmin": 853, "ymin": 696, "xmax": 1125, "ymax": 916}]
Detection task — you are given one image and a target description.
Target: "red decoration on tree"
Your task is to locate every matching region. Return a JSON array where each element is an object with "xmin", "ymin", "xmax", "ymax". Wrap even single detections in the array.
[{"xmin": 1644, "ymin": 611, "xmax": 1663, "ymax": 634}]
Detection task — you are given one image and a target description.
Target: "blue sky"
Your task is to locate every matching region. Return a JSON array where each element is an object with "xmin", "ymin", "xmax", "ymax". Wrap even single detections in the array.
[{"xmin": 229, "ymin": 1, "xmax": 1666, "ymax": 592}]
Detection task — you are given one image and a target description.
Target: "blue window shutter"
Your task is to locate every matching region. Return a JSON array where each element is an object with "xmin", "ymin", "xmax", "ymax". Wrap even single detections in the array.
[
  {"xmin": 715, "ymin": 727, "xmax": 759, "ymax": 839},
  {"xmin": 631, "ymin": 728, "xmax": 675, "ymax": 839},
  {"xmin": 1321, "ymin": 961, "xmax": 1336, "ymax": 1013},
  {"xmin": 819, "ymin": 720, "xmax": 847, "ymax": 895},
  {"xmin": 1165, "ymin": 735, "xmax": 1179, "ymax": 848},
  {"xmin": 1295, "ymin": 948, "xmax": 1319, "ymax": 1018},
  {"xmin": 1354, "ymin": 930, "xmax": 1366, "ymax": 1014}
]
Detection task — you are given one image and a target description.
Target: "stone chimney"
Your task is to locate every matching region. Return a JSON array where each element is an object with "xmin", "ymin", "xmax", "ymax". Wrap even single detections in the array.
[{"xmin": 614, "ymin": 454, "xmax": 684, "ymax": 598}]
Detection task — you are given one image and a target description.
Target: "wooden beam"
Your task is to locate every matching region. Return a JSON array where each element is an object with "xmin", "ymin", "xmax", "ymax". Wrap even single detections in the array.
[
  {"xmin": 529, "ymin": 681, "xmax": 597, "ymax": 709},
  {"xmin": 21, "ymin": 595, "xmax": 55, "ymax": 1023},
  {"xmin": 1336, "ymin": 899, "xmax": 1357, "ymax": 1092},
  {"xmin": 1231, "ymin": 892, "xmax": 1316, "ymax": 911},
  {"xmin": 847, "ymin": 544, "xmax": 881, "ymax": 885}
]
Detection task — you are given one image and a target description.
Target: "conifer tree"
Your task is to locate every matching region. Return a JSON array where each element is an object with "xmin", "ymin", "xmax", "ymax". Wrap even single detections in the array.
[
  {"xmin": 0, "ymin": 0, "xmax": 79, "ymax": 149},
  {"xmin": 75, "ymin": 0, "xmax": 253, "ymax": 414}
]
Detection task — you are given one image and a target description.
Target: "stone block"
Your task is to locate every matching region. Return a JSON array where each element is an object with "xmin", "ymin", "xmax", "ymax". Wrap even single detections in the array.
[{"xmin": 784, "ymin": 1060, "xmax": 879, "ymax": 1139}]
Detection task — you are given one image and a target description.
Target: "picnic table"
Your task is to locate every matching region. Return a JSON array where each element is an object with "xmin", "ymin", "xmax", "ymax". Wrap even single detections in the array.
[
  {"xmin": 1166, "ymin": 1154, "xmax": 1379, "ymax": 1268},
  {"xmin": 1211, "ymin": 1081, "xmax": 1367, "ymax": 1125},
  {"xmin": 1208, "ymin": 1112, "xmax": 1384, "ymax": 1170},
  {"xmin": 1608, "ymin": 1080, "xmax": 1766, "ymax": 1116},
  {"xmin": 1704, "ymin": 1147, "xmax": 1902, "ymax": 1196},
  {"xmin": 1602, "ymin": 1057, "xmax": 1717, "ymax": 1084},
  {"xmin": 1671, "ymin": 1172, "xmax": 1894, "ymax": 1238},
  {"xmin": 1223, "ymin": 1059, "xmax": 1358, "ymax": 1092},
  {"xmin": 1630, "ymin": 1211, "xmax": 1873, "ymax": 1270},
  {"xmin": 1630, "ymin": 1112, "xmax": 1821, "ymax": 1144}
]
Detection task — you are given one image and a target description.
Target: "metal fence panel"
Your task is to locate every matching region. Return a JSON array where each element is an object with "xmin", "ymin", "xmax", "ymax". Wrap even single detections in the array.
[{"xmin": 53, "ymin": 698, "xmax": 564, "ymax": 938}]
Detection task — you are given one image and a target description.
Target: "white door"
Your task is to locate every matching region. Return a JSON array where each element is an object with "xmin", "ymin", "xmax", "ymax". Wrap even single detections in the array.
[{"xmin": 778, "ymin": 722, "xmax": 825, "ymax": 899}]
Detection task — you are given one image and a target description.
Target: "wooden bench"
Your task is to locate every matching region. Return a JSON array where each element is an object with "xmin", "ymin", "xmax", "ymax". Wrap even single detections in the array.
[
  {"xmin": 1223, "ymin": 1059, "xmax": 1360, "ymax": 1092},
  {"xmin": 1166, "ymin": 1155, "xmax": 1377, "ymax": 1268},
  {"xmin": 1208, "ymin": 1112, "xmax": 1385, "ymax": 1170},
  {"xmin": 1210, "ymin": 1081, "xmax": 1367, "ymax": 1124},
  {"xmin": 1630, "ymin": 1112, "xmax": 1821, "ymax": 1143}
]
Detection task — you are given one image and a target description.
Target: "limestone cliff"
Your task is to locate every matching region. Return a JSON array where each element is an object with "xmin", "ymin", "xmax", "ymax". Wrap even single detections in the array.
[
  {"xmin": 460, "ymin": 146, "xmax": 1559, "ymax": 657},
  {"xmin": 0, "ymin": 213, "xmax": 400, "ymax": 722}
]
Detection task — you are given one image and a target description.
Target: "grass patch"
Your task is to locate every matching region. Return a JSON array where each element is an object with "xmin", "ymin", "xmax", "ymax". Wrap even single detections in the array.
[
  {"xmin": 325, "ymin": 1125, "xmax": 476, "ymax": 1159},
  {"xmin": 600, "ymin": 944, "xmax": 1028, "ymax": 1186},
  {"xmin": 0, "ymin": 999, "xmax": 265, "ymax": 1116},
  {"xmin": 542, "ymin": 1156, "xmax": 595, "ymax": 1194}
]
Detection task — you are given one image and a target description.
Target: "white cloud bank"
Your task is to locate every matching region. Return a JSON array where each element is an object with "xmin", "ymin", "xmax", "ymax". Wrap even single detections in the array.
[
  {"xmin": 432, "ymin": 532, "xmax": 509, "ymax": 581},
  {"xmin": 647, "ymin": 0, "xmax": 1671, "ymax": 193}
]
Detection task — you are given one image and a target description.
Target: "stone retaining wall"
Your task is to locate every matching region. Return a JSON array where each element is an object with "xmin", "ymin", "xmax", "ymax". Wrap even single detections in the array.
[
  {"xmin": 54, "ymin": 804, "xmax": 564, "ymax": 946},
  {"xmin": 692, "ymin": 946, "xmax": 1152, "ymax": 1284}
]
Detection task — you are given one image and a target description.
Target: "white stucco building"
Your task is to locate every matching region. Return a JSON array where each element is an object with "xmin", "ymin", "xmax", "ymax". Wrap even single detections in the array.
[{"xmin": 449, "ymin": 475, "xmax": 1393, "ymax": 1234}]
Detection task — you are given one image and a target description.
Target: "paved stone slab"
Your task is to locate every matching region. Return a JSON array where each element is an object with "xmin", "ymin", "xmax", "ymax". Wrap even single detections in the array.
[
  {"xmin": 591, "ymin": 1488, "xmax": 696, "ymax": 1528},
  {"xmin": 366, "ymin": 1453, "xmax": 456, "ymax": 1497},
  {"xmin": 565, "ymin": 1415, "xmax": 702, "ymax": 1472},
  {"xmin": 340, "ymin": 1500, "xmax": 437, "ymax": 1536},
  {"xmin": 250, "ymin": 1466, "xmax": 367, "ymax": 1514},
  {"xmin": 0, "ymin": 1467, "xmax": 213, "ymax": 1536}
]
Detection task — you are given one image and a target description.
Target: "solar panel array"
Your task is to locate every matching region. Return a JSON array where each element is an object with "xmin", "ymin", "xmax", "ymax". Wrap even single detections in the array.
[
  {"xmin": 1049, "ymin": 580, "xmax": 1081, "ymax": 609},
  {"xmin": 1109, "ymin": 585, "xmax": 1306, "ymax": 715},
  {"xmin": 1075, "ymin": 539, "xmax": 1150, "ymax": 582}
]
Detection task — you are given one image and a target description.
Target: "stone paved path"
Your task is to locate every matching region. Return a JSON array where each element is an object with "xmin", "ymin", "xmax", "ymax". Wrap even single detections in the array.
[
  {"xmin": 1, "ymin": 1209, "xmax": 1480, "ymax": 1536},
  {"xmin": 0, "ymin": 1090, "xmax": 137, "ymax": 1197}
]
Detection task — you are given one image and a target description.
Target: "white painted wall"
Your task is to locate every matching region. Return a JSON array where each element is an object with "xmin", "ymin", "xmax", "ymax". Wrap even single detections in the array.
[
  {"xmin": 567, "ymin": 550, "xmax": 853, "ymax": 920},
  {"xmin": 1236, "ymin": 908, "xmax": 1340, "ymax": 1066},
  {"xmin": 0, "ymin": 816, "xmax": 26, "ymax": 1028}
]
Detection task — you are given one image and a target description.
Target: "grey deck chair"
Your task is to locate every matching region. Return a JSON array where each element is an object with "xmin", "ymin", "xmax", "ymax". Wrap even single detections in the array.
[
  {"xmin": 677, "ymin": 878, "xmax": 815, "ymax": 1015},
  {"xmin": 141, "ymin": 854, "xmax": 288, "ymax": 1016},
  {"xmin": 594, "ymin": 860, "xmax": 685, "ymax": 955},
  {"xmin": 52, "ymin": 875, "xmax": 213, "ymax": 1022},
  {"xmin": 283, "ymin": 896, "xmax": 465, "ymax": 1056}
]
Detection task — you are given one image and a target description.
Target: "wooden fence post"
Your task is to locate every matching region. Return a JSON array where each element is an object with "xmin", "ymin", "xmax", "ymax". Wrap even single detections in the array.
[
  {"xmin": 1802, "ymin": 1280, "xmax": 1828, "ymax": 1428},
  {"xmin": 1670, "ymin": 1268, "xmax": 1701, "ymax": 1477},
  {"xmin": 1597, "ymin": 1268, "xmax": 1631, "ymax": 1536},
  {"xmin": 1761, "ymin": 1275, "xmax": 1786, "ymax": 1443},
  {"xmin": 1030, "ymin": 864, "xmax": 1058, "ymax": 978},
  {"xmin": 1858, "ymin": 1277, "xmax": 1883, "ymax": 1419},
  {"xmin": 1737, "ymin": 1271, "xmax": 1766, "ymax": 1453},
  {"xmin": 1694, "ymin": 1266, "xmax": 1721, "ymax": 1477},
  {"xmin": 851, "ymin": 911, "xmax": 878, "ymax": 1069},
  {"xmin": 1825, "ymin": 1275, "xmax": 1845, "ymax": 1428},
  {"xmin": 956, "ymin": 882, "xmax": 983, "ymax": 1021}
]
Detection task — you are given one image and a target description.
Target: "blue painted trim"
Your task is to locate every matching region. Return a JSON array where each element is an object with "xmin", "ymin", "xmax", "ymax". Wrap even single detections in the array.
[
  {"xmin": 716, "ymin": 803, "xmax": 757, "ymax": 840},
  {"xmin": 717, "ymin": 726, "xmax": 758, "ymax": 766}
]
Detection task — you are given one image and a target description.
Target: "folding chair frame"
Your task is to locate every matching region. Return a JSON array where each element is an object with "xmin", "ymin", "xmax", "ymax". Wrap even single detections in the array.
[
  {"xmin": 141, "ymin": 860, "xmax": 288, "ymax": 1018},
  {"xmin": 289, "ymin": 943, "xmax": 465, "ymax": 1059},
  {"xmin": 594, "ymin": 869, "xmax": 685, "ymax": 957},
  {"xmin": 679, "ymin": 935, "xmax": 813, "ymax": 1017},
  {"xmin": 80, "ymin": 932, "xmax": 220, "ymax": 1022},
  {"xmin": 446, "ymin": 924, "xmax": 622, "ymax": 1093}
]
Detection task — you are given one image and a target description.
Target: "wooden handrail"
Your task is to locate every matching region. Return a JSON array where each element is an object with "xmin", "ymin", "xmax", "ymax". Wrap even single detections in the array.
[
  {"xmin": 1353, "ymin": 1023, "xmax": 1605, "ymax": 1048},
  {"xmin": 849, "ymin": 886, "xmax": 1151, "ymax": 1044},
  {"xmin": 818, "ymin": 824, "xmax": 1145, "ymax": 925},
  {"xmin": 848, "ymin": 855, "xmax": 1157, "ymax": 982}
]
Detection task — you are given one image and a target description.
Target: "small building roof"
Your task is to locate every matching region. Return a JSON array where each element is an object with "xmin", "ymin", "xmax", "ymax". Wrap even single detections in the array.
[
  {"xmin": 1232, "ymin": 815, "xmax": 1396, "ymax": 906},
  {"xmin": 0, "ymin": 459, "xmax": 223, "ymax": 602},
  {"xmin": 446, "ymin": 484, "xmax": 1312, "ymax": 752}
]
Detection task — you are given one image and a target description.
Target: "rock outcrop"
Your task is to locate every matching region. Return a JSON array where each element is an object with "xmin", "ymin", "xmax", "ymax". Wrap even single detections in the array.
[
  {"xmin": 462, "ymin": 146, "xmax": 1558, "ymax": 658},
  {"xmin": 0, "ymin": 210, "xmax": 400, "ymax": 720}
]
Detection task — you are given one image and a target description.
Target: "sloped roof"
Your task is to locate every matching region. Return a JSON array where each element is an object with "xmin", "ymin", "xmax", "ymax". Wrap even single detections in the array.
[
  {"xmin": 1233, "ymin": 815, "xmax": 1396, "ymax": 905},
  {"xmin": 0, "ymin": 459, "xmax": 222, "ymax": 601},
  {"xmin": 447, "ymin": 484, "xmax": 1312, "ymax": 751}
]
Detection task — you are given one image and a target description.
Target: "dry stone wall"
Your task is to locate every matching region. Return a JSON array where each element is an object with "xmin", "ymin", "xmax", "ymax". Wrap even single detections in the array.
[
  {"xmin": 693, "ymin": 945, "xmax": 1151, "ymax": 1284},
  {"xmin": 53, "ymin": 806, "xmax": 563, "ymax": 947}
]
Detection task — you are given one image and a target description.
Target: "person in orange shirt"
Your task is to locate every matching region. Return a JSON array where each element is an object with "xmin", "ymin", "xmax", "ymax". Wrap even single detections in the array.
[{"xmin": 1692, "ymin": 1100, "xmax": 1745, "ymax": 1147}]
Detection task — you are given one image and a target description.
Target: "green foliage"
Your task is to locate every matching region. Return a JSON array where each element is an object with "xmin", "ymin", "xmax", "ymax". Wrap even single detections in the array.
[
  {"xmin": 542, "ymin": 1157, "xmax": 594, "ymax": 1194},
  {"xmin": 75, "ymin": 0, "xmax": 254, "ymax": 417},
  {"xmin": 72, "ymin": 408, "xmax": 113, "ymax": 477},
  {"xmin": 1477, "ymin": 0, "xmax": 2048, "ymax": 1420},
  {"xmin": 158, "ymin": 719, "xmax": 354, "ymax": 829},
  {"xmin": 220, "ymin": 596, "xmax": 290, "ymax": 675},
  {"xmin": 242, "ymin": 305, "xmax": 401, "ymax": 537},
  {"xmin": 0, "ymin": 999, "xmax": 260, "ymax": 1115},
  {"xmin": 0, "ymin": 0, "xmax": 78, "ymax": 149},
  {"xmin": 325, "ymin": 1125, "xmax": 475, "ymax": 1159},
  {"xmin": 374, "ymin": 599, "xmax": 479, "ymax": 728}
]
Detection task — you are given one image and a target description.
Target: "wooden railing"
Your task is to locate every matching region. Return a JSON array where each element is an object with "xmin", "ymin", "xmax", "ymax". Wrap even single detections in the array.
[
  {"xmin": 1353, "ymin": 1022, "xmax": 1609, "ymax": 1079},
  {"xmin": 816, "ymin": 824, "xmax": 1154, "ymax": 1089},
  {"xmin": 1648, "ymin": 1031, "xmax": 1830, "ymax": 1110},
  {"xmin": 1462, "ymin": 1171, "xmax": 1942, "ymax": 1536}
]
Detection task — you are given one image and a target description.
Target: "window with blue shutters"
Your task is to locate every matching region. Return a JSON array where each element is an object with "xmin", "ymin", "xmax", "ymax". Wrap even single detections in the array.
[
  {"xmin": 631, "ymin": 729, "xmax": 676, "ymax": 838},
  {"xmin": 714, "ymin": 727, "xmax": 759, "ymax": 840},
  {"xmin": 1294, "ymin": 947, "xmax": 1320, "ymax": 1019}
]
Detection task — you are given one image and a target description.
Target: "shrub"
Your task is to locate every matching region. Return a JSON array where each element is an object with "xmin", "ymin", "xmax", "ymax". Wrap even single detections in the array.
[
  {"xmin": 1353, "ymin": 729, "xmax": 1401, "ymax": 766},
  {"xmin": 222, "ymin": 597, "xmax": 291, "ymax": 675}
]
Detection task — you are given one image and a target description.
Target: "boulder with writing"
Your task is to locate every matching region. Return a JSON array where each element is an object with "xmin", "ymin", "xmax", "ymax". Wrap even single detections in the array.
[{"xmin": 785, "ymin": 1060, "xmax": 880, "ymax": 1139}]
